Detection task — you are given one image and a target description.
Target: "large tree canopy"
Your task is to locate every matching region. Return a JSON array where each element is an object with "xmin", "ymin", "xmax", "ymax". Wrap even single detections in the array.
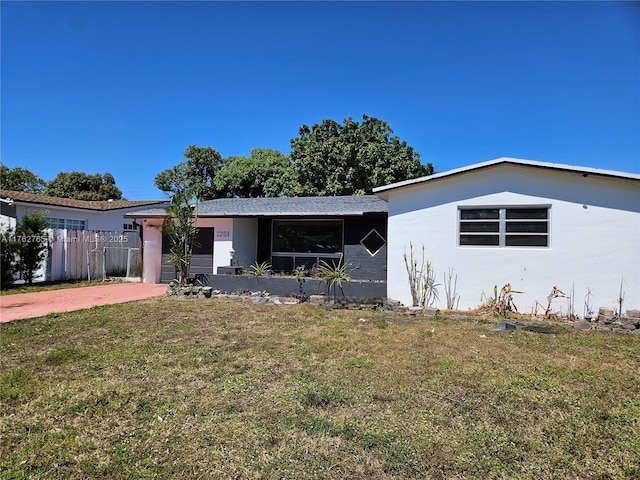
[
  {"xmin": 286, "ymin": 115, "xmax": 432, "ymax": 196},
  {"xmin": 214, "ymin": 149, "xmax": 291, "ymax": 198},
  {"xmin": 154, "ymin": 145, "xmax": 225, "ymax": 200},
  {"xmin": 0, "ymin": 165, "xmax": 46, "ymax": 193},
  {"xmin": 44, "ymin": 172, "xmax": 123, "ymax": 201},
  {"xmin": 155, "ymin": 116, "xmax": 431, "ymax": 200}
]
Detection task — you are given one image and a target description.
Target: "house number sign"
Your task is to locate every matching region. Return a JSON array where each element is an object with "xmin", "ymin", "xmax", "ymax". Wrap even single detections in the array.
[{"xmin": 216, "ymin": 230, "xmax": 231, "ymax": 238}]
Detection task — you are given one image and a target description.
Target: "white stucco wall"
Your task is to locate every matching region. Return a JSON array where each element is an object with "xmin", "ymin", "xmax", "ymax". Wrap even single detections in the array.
[
  {"xmin": 196, "ymin": 217, "xmax": 234, "ymax": 273},
  {"xmin": 232, "ymin": 218, "xmax": 258, "ymax": 267},
  {"xmin": 15, "ymin": 204, "xmax": 140, "ymax": 231},
  {"xmin": 384, "ymin": 164, "xmax": 640, "ymax": 314}
]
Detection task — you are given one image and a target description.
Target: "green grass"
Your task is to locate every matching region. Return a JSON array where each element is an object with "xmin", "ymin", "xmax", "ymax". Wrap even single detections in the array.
[
  {"xmin": 1, "ymin": 297, "xmax": 639, "ymax": 479},
  {"xmin": 0, "ymin": 280, "xmax": 107, "ymax": 296}
]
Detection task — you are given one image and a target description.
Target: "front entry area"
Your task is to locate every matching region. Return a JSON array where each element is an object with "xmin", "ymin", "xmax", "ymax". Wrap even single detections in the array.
[{"xmin": 160, "ymin": 227, "xmax": 215, "ymax": 283}]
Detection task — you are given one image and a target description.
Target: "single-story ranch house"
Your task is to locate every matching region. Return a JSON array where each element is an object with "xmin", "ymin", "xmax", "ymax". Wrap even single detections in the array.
[
  {"xmin": 0, "ymin": 189, "xmax": 167, "ymax": 232},
  {"xmin": 373, "ymin": 157, "xmax": 640, "ymax": 313},
  {"xmin": 126, "ymin": 196, "xmax": 388, "ymax": 288}
]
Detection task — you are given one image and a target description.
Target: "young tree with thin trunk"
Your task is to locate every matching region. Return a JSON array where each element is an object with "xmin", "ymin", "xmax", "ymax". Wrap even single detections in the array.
[
  {"xmin": 164, "ymin": 191, "xmax": 198, "ymax": 285},
  {"xmin": 13, "ymin": 211, "xmax": 49, "ymax": 285}
]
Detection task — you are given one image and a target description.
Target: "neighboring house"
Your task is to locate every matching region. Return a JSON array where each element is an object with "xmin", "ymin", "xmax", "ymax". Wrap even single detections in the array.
[
  {"xmin": 0, "ymin": 189, "xmax": 167, "ymax": 283},
  {"xmin": 0, "ymin": 196, "xmax": 17, "ymax": 230},
  {"xmin": 0, "ymin": 189, "xmax": 167, "ymax": 232},
  {"xmin": 126, "ymin": 196, "xmax": 388, "ymax": 285},
  {"xmin": 373, "ymin": 157, "xmax": 640, "ymax": 313}
]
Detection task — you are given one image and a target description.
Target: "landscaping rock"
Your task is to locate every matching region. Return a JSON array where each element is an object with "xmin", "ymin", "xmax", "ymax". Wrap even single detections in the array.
[
  {"xmin": 572, "ymin": 319, "xmax": 593, "ymax": 331},
  {"xmin": 308, "ymin": 295, "xmax": 327, "ymax": 305},
  {"xmin": 493, "ymin": 321, "xmax": 518, "ymax": 332},
  {"xmin": 594, "ymin": 325, "xmax": 612, "ymax": 331}
]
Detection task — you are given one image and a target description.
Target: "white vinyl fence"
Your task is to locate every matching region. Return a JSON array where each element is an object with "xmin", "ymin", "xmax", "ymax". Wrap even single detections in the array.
[{"xmin": 41, "ymin": 229, "xmax": 140, "ymax": 282}]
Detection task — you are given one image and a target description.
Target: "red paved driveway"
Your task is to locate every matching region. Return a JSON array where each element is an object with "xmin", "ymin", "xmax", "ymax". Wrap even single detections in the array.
[{"xmin": 0, "ymin": 283, "xmax": 167, "ymax": 323}]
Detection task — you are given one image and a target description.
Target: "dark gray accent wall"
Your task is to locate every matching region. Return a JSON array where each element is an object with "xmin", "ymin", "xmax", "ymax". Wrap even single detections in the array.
[
  {"xmin": 256, "ymin": 214, "xmax": 387, "ymax": 282},
  {"xmin": 160, "ymin": 253, "xmax": 176, "ymax": 283},
  {"xmin": 343, "ymin": 215, "xmax": 387, "ymax": 281},
  {"xmin": 160, "ymin": 228, "xmax": 214, "ymax": 283},
  {"xmin": 205, "ymin": 274, "xmax": 387, "ymax": 300}
]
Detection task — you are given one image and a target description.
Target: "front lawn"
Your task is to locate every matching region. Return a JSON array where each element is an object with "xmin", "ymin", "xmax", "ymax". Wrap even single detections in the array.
[{"xmin": 1, "ymin": 297, "xmax": 638, "ymax": 479}]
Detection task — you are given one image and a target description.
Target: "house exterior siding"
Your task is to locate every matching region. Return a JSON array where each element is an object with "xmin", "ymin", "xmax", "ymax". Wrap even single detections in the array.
[
  {"xmin": 256, "ymin": 215, "xmax": 387, "ymax": 281},
  {"xmin": 382, "ymin": 162, "xmax": 640, "ymax": 312},
  {"xmin": 343, "ymin": 216, "xmax": 387, "ymax": 281}
]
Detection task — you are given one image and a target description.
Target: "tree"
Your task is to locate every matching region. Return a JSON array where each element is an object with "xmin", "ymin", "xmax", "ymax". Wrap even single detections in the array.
[
  {"xmin": 155, "ymin": 145, "xmax": 226, "ymax": 200},
  {"xmin": 1, "ymin": 226, "xmax": 16, "ymax": 287},
  {"xmin": 163, "ymin": 191, "xmax": 198, "ymax": 285},
  {"xmin": 286, "ymin": 115, "xmax": 432, "ymax": 196},
  {"xmin": 45, "ymin": 172, "xmax": 123, "ymax": 200},
  {"xmin": 0, "ymin": 165, "xmax": 46, "ymax": 193},
  {"xmin": 214, "ymin": 149, "xmax": 291, "ymax": 198},
  {"xmin": 13, "ymin": 211, "xmax": 50, "ymax": 285},
  {"xmin": 154, "ymin": 163, "xmax": 192, "ymax": 199}
]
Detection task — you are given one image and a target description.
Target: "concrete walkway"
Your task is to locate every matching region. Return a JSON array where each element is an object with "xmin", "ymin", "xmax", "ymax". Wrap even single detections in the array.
[{"xmin": 0, "ymin": 283, "xmax": 167, "ymax": 323}]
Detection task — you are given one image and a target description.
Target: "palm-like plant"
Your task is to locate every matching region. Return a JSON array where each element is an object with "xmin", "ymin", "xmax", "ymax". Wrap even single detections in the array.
[
  {"xmin": 247, "ymin": 260, "xmax": 272, "ymax": 276},
  {"xmin": 318, "ymin": 256, "xmax": 352, "ymax": 302},
  {"xmin": 164, "ymin": 191, "xmax": 198, "ymax": 285}
]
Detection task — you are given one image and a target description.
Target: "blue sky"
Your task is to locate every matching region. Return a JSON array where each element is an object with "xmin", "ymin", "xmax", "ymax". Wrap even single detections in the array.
[{"xmin": 2, "ymin": 1, "xmax": 638, "ymax": 200}]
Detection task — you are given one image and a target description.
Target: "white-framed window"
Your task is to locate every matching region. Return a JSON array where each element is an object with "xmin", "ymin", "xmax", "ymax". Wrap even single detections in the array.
[
  {"xmin": 458, "ymin": 206, "xmax": 549, "ymax": 247},
  {"xmin": 46, "ymin": 217, "xmax": 86, "ymax": 231}
]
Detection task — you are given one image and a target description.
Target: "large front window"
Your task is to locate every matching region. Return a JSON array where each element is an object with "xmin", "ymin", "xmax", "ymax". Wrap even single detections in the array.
[
  {"xmin": 272, "ymin": 220, "xmax": 343, "ymax": 254},
  {"xmin": 46, "ymin": 217, "xmax": 86, "ymax": 230},
  {"xmin": 459, "ymin": 207, "xmax": 549, "ymax": 247},
  {"xmin": 271, "ymin": 220, "xmax": 343, "ymax": 271}
]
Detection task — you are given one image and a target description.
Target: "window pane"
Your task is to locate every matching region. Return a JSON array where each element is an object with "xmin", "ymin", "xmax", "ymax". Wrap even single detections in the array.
[
  {"xmin": 506, "ymin": 208, "xmax": 548, "ymax": 220},
  {"xmin": 460, "ymin": 209, "xmax": 499, "ymax": 220},
  {"xmin": 506, "ymin": 222, "xmax": 548, "ymax": 233},
  {"xmin": 459, "ymin": 234, "xmax": 500, "ymax": 246},
  {"xmin": 294, "ymin": 256, "xmax": 318, "ymax": 271},
  {"xmin": 505, "ymin": 235, "xmax": 548, "ymax": 247},
  {"xmin": 46, "ymin": 217, "xmax": 65, "ymax": 229},
  {"xmin": 273, "ymin": 221, "xmax": 342, "ymax": 253},
  {"xmin": 460, "ymin": 221, "xmax": 500, "ymax": 233},
  {"xmin": 271, "ymin": 256, "xmax": 293, "ymax": 271},
  {"xmin": 66, "ymin": 219, "xmax": 85, "ymax": 230}
]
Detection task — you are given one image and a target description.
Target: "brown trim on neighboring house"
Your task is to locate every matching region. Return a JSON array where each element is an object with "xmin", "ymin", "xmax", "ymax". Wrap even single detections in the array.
[{"xmin": 0, "ymin": 189, "xmax": 166, "ymax": 211}]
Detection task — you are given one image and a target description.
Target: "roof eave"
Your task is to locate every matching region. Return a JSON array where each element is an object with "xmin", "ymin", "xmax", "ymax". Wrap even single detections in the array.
[{"xmin": 373, "ymin": 157, "xmax": 640, "ymax": 193}]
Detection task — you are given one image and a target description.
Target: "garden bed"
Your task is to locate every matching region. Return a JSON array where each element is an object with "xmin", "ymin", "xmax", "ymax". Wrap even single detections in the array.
[{"xmin": 201, "ymin": 273, "xmax": 387, "ymax": 302}]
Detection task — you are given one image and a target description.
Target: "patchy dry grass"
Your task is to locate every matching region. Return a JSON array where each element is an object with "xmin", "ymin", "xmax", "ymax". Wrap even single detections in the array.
[{"xmin": 1, "ymin": 296, "xmax": 638, "ymax": 479}]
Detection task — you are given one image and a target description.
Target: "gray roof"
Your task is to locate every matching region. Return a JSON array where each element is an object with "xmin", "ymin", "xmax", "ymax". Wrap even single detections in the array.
[
  {"xmin": 373, "ymin": 157, "xmax": 640, "ymax": 194},
  {"xmin": 125, "ymin": 195, "xmax": 387, "ymax": 218}
]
